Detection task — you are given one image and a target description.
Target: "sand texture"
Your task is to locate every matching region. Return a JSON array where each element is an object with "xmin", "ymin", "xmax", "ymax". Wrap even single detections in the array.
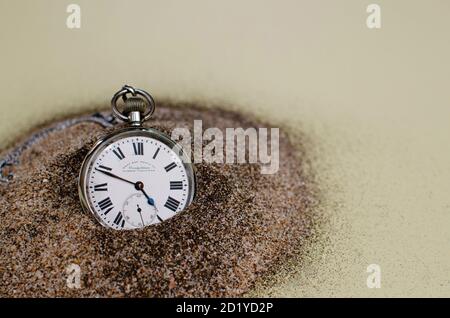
[{"xmin": 0, "ymin": 105, "xmax": 317, "ymax": 297}]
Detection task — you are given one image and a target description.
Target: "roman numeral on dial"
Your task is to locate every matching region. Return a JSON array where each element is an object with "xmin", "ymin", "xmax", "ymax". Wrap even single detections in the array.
[
  {"xmin": 113, "ymin": 147, "xmax": 125, "ymax": 160},
  {"xmin": 164, "ymin": 162, "xmax": 177, "ymax": 172},
  {"xmin": 98, "ymin": 165, "xmax": 112, "ymax": 171},
  {"xmin": 133, "ymin": 142, "xmax": 144, "ymax": 155},
  {"xmin": 113, "ymin": 212, "xmax": 124, "ymax": 227},
  {"xmin": 98, "ymin": 197, "xmax": 113, "ymax": 212},
  {"xmin": 152, "ymin": 147, "xmax": 160, "ymax": 159},
  {"xmin": 170, "ymin": 181, "xmax": 183, "ymax": 190},
  {"xmin": 94, "ymin": 183, "xmax": 108, "ymax": 191},
  {"xmin": 164, "ymin": 196, "xmax": 180, "ymax": 212}
]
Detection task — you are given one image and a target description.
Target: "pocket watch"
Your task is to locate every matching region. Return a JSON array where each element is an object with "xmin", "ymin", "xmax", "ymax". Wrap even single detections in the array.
[{"xmin": 78, "ymin": 85, "xmax": 196, "ymax": 230}]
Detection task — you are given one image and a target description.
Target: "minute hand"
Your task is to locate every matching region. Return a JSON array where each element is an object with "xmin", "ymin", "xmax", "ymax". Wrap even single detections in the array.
[{"xmin": 95, "ymin": 168, "xmax": 135, "ymax": 186}]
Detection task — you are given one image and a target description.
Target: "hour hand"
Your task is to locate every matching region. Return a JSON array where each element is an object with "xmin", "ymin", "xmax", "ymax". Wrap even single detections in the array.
[
  {"xmin": 95, "ymin": 167, "xmax": 135, "ymax": 186},
  {"xmin": 135, "ymin": 183, "xmax": 163, "ymax": 222}
]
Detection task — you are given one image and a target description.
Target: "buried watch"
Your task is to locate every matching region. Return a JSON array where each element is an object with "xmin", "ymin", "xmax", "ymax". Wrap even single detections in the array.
[{"xmin": 78, "ymin": 85, "xmax": 196, "ymax": 230}]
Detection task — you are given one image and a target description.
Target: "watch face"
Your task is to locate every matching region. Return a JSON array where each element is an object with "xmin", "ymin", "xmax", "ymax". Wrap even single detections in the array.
[{"xmin": 79, "ymin": 128, "xmax": 195, "ymax": 230}]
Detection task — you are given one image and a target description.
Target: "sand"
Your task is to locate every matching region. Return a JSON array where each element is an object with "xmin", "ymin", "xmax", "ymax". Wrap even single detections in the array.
[{"xmin": 0, "ymin": 104, "xmax": 318, "ymax": 297}]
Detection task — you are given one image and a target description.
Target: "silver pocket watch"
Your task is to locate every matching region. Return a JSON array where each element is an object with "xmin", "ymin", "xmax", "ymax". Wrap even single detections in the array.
[{"xmin": 78, "ymin": 85, "xmax": 196, "ymax": 230}]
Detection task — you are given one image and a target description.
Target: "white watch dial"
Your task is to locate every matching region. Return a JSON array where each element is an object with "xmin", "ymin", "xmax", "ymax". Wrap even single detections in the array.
[{"xmin": 81, "ymin": 131, "xmax": 193, "ymax": 230}]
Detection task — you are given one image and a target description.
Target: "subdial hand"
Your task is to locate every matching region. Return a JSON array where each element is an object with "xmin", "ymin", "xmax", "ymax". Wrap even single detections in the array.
[{"xmin": 136, "ymin": 204, "xmax": 145, "ymax": 225}]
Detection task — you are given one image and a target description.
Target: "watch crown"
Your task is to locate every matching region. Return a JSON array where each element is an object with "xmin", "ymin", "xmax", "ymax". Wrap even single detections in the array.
[{"xmin": 123, "ymin": 97, "xmax": 147, "ymax": 115}]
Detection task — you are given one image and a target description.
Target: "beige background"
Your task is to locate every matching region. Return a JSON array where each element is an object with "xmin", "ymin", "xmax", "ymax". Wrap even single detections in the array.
[{"xmin": 1, "ymin": 0, "xmax": 449, "ymax": 297}]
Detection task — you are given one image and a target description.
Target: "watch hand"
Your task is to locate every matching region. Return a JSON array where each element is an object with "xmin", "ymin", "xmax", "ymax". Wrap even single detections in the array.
[
  {"xmin": 95, "ymin": 168, "xmax": 135, "ymax": 186},
  {"xmin": 141, "ymin": 188, "xmax": 154, "ymax": 205},
  {"xmin": 148, "ymin": 199, "xmax": 163, "ymax": 222},
  {"xmin": 136, "ymin": 204, "xmax": 145, "ymax": 225},
  {"xmin": 134, "ymin": 182, "xmax": 152, "ymax": 204},
  {"xmin": 135, "ymin": 182, "xmax": 163, "ymax": 222}
]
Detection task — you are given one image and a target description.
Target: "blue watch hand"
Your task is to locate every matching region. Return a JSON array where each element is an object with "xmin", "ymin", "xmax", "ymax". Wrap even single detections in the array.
[
  {"xmin": 135, "ymin": 181, "xmax": 163, "ymax": 222},
  {"xmin": 139, "ymin": 187, "xmax": 154, "ymax": 206}
]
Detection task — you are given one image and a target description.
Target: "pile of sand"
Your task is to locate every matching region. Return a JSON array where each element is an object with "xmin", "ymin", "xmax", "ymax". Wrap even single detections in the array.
[{"xmin": 0, "ymin": 103, "xmax": 317, "ymax": 297}]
